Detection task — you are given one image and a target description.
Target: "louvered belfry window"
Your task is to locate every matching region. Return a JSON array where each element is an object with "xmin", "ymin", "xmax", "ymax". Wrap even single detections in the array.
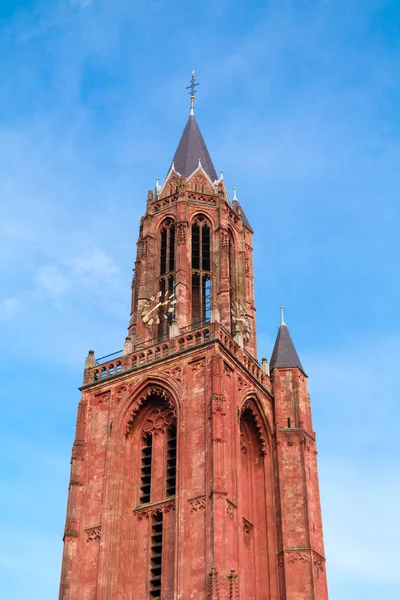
[
  {"xmin": 191, "ymin": 215, "xmax": 211, "ymax": 325},
  {"xmin": 134, "ymin": 393, "xmax": 177, "ymax": 599}
]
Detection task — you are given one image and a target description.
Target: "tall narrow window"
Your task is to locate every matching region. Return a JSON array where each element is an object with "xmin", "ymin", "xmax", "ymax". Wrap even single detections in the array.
[
  {"xmin": 240, "ymin": 404, "xmax": 270, "ymax": 597},
  {"xmin": 140, "ymin": 433, "xmax": 152, "ymax": 504},
  {"xmin": 159, "ymin": 219, "xmax": 176, "ymax": 338},
  {"xmin": 166, "ymin": 424, "xmax": 177, "ymax": 497},
  {"xmin": 191, "ymin": 215, "xmax": 211, "ymax": 325},
  {"xmin": 131, "ymin": 391, "xmax": 177, "ymax": 599},
  {"xmin": 228, "ymin": 230, "xmax": 236, "ymax": 333},
  {"xmin": 160, "ymin": 218, "xmax": 175, "ymax": 276},
  {"xmin": 149, "ymin": 511, "xmax": 163, "ymax": 598}
]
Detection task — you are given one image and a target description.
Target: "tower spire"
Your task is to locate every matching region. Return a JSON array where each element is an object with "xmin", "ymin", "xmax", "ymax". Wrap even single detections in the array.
[
  {"xmin": 187, "ymin": 70, "xmax": 199, "ymax": 115},
  {"xmin": 270, "ymin": 307, "xmax": 305, "ymax": 374}
]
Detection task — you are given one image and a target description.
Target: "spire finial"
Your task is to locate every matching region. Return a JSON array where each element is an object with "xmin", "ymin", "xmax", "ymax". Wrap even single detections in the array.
[
  {"xmin": 233, "ymin": 187, "xmax": 237, "ymax": 201},
  {"xmin": 280, "ymin": 305, "xmax": 286, "ymax": 326},
  {"xmin": 187, "ymin": 70, "xmax": 199, "ymax": 115}
]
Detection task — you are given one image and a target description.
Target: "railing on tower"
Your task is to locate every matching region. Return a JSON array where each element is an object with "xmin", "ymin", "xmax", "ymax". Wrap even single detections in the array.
[{"xmin": 84, "ymin": 321, "xmax": 270, "ymax": 392}]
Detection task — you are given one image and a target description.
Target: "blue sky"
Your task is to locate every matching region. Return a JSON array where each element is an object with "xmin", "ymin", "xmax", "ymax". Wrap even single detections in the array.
[{"xmin": 0, "ymin": 0, "xmax": 399, "ymax": 598}]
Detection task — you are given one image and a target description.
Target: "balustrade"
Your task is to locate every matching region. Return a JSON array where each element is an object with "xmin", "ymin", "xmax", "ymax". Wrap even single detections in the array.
[{"xmin": 86, "ymin": 322, "xmax": 269, "ymax": 390}]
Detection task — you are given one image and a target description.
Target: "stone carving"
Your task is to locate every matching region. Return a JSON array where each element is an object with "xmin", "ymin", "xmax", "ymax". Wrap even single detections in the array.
[
  {"xmin": 86, "ymin": 527, "xmax": 101, "ymax": 542},
  {"xmin": 72, "ymin": 441, "xmax": 85, "ymax": 460},
  {"xmin": 237, "ymin": 376, "xmax": 247, "ymax": 392},
  {"xmin": 211, "ymin": 393, "xmax": 226, "ymax": 416},
  {"xmin": 177, "ymin": 223, "xmax": 187, "ymax": 245},
  {"xmin": 226, "ymin": 500, "xmax": 236, "ymax": 519},
  {"xmin": 287, "ymin": 551, "xmax": 310, "ymax": 564},
  {"xmin": 189, "ymin": 496, "xmax": 206, "ymax": 512},
  {"xmin": 223, "ymin": 363, "xmax": 232, "ymax": 378},
  {"xmin": 134, "ymin": 501, "xmax": 175, "ymax": 522},
  {"xmin": 141, "ymin": 238, "xmax": 148, "ymax": 259},
  {"xmin": 313, "ymin": 552, "xmax": 325, "ymax": 573},
  {"xmin": 126, "ymin": 386, "xmax": 176, "ymax": 436},
  {"xmin": 242, "ymin": 517, "xmax": 253, "ymax": 534},
  {"xmin": 97, "ymin": 392, "xmax": 110, "ymax": 404},
  {"xmin": 191, "ymin": 359, "xmax": 205, "ymax": 375},
  {"xmin": 163, "ymin": 366, "xmax": 182, "ymax": 383},
  {"xmin": 240, "ymin": 400, "xmax": 267, "ymax": 455},
  {"xmin": 220, "ymin": 231, "xmax": 229, "ymax": 253},
  {"xmin": 244, "ymin": 255, "xmax": 250, "ymax": 277},
  {"xmin": 143, "ymin": 406, "xmax": 175, "ymax": 435},
  {"xmin": 116, "ymin": 385, "xmax": 127, "ymax": 404},
  {"xmin": 208, "ymin": 567, "xmax": 219, "ymax": 600},
  {"xmin": 229, "ymin": 570, "xmax": 239, "ymax": 600}
]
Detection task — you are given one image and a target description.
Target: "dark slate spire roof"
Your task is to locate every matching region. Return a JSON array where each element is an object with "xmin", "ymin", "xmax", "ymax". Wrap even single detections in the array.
[
  {"xmin": 173, "ymin": 114, "xmax": 218, "ymax": 182},
  {"xmin": 232, "ymin": 199, "xmax": 253, "ymax": 232},
  {"xmin": 270, "ymin": 322, "xmax": 306, "ymax": 374}
]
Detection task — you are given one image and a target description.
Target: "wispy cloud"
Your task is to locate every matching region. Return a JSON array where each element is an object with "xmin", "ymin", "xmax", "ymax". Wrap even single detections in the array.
[
  {"xmin": 35, "ymin": 266, "xmax": 71, "ymax": 297},
  {"xmin": 0, "ymin": 297, "xmax": 23, "ymax": 322}
]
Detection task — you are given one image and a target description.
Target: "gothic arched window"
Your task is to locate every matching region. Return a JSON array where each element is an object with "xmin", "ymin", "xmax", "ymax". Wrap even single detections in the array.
[
  {"xmin": 239, "ymin": 402, "xmax": 269, "ymax": 599},
  {"xmin": 159, "ymin": 218, "xmax": 176, "ymax": 337},
  {"xmin": 160, "ymin": 218, "xmax": 175, "ymax": 276},
  {"xmin": 129, "ymin": 388, "xmax": 177, "ymax": 599},
  {"xmin": 191, "ymin": 214, "xmax": 211, "ymax": 325},
  {"xmin": 228, "ymin": 230, "xmax": 236, "ymax": 332}
]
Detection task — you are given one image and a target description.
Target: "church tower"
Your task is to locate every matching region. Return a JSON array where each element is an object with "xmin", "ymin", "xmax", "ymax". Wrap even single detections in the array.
[{"xmin": 59, "ymin": 74, "xmax": 329, "ymax": 600}]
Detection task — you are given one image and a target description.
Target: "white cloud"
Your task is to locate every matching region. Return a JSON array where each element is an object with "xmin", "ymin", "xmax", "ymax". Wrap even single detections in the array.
[
  {"xmin": 0, "ymin": 296, "xmax": 23, "ymax": 322},
  {"xmin": 35, "ymin": 266, "xmax": 71, "ymax": 297},
  {"xmin": 71, "ymin": 248, "xmax": 119, "ymax": 278}
]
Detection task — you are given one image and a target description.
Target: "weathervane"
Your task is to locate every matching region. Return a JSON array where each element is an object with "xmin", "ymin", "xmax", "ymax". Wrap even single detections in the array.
[{"xmin": 187, "ymin": 70, "xmax": 199, "ymax": 115}]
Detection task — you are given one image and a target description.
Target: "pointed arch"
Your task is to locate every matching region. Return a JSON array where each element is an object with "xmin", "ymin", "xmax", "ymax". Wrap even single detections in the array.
[
  {"xmin": 115, "ymin": 380, "xmax": 179, "ymax": 599},
  {"xmin": 239, "ymin": 396, "xmax": 274, "ymax": 600},
  {"xmin": 191, "ymin": 214, "xmax": 212, "ymax": 326}
]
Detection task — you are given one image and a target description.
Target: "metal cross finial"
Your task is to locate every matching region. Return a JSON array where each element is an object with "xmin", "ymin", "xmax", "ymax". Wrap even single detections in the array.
[
  {"xmin": 280, "ymin": 306, "xmax": 286, "ymax": 326},
  {"xmin": 187, "ymin": 70, "xmax": 199, "ymax": 115}
]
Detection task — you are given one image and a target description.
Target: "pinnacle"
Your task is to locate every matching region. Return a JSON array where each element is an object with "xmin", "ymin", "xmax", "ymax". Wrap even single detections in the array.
[
  {"xmin": 270, "ymin": 322, "xmax": 305, "ymax": 375},
  {"xmin": 172, "ymin": 114, "xmax": 218, "ymax": 182}
]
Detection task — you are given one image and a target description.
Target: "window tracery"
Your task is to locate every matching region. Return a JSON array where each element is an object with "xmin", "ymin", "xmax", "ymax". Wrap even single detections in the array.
[{"xmin": 191, "ymin": 215, "xmax": 211, "ymax": 325}]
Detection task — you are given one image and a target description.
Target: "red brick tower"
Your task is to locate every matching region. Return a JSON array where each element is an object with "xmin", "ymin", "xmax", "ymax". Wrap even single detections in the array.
[{"xmin": 59, "ymin": 75, "xmax": 329, "ymax": 600}]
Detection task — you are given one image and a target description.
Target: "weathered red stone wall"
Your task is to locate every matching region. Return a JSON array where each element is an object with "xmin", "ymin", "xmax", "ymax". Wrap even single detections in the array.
[{"xmin": 59, "ymin": 167, "xmax": 328, "ymax": 599}]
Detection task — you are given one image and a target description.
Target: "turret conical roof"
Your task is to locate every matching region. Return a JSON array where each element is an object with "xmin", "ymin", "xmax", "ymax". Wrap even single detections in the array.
[
  {"xmin": 172, "ymin": 114, "xmax": 218, "ymax": 182},
  {"xmin": 270, "ymin": 323, "xmax": 305, "ymax": 375}
]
